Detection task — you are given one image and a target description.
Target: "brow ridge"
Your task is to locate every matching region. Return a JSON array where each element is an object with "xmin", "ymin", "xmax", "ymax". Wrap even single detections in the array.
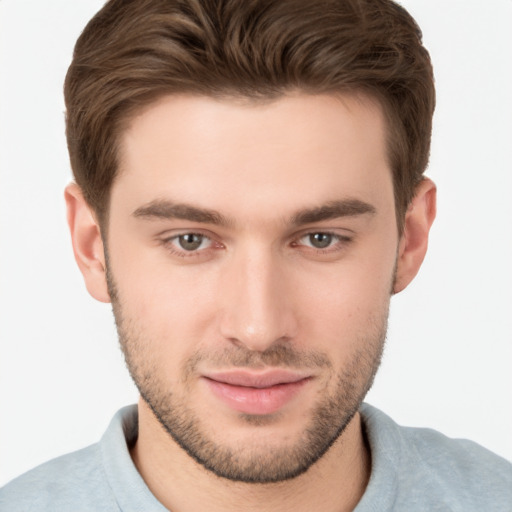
[
  {"xmin": 133, "ymin": 200, "xmax": 231, "ymax": 226},
  {"xmin": 132, "ymin": 198, "xmax": 376, "ymax": 227},
  {"xmin": 291, "ymin": 199, "xmax": 376, "ymax": 225}
]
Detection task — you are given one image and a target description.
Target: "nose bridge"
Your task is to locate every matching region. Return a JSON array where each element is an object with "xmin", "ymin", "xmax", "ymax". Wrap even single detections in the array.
[{"xmin": 219, "ymin": 241, "xmax": 296, "ymax": 351}]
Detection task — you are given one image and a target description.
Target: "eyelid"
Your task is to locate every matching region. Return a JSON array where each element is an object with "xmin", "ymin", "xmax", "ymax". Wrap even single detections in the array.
[
  {"xmin": 158, "ymin": 229, "xmax": 224, "ymax": 258},
  {"xmin": 292, "ymin": 229, "xmax": 354, "ymax": 252},
  {"xmin": 172, "ymin": 233, "xmax": 211, "ymax": 250},
  {"xmin": 293, "ymin": 227, "xmax": 354, "ymax": 242},
  {"xmin": 157, "ymin": 227, "xmax": 220, "ymax": 243},
  {"xmin": 156, "ymin": 227, "xmax": 353, "ymax": 259}
]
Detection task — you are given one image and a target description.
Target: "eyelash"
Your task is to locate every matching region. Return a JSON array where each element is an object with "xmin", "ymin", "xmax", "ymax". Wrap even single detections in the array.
[
  {"xmin": 160, "ymin": 231, "xmax": 353, "ymax": 258},
  {"xmin": 293, "ymin": 232, "xmax": 352, "ymax": 254},
  {"xmin": 161, "ymin": 232, "xmax": 220, "ymax": 258}
]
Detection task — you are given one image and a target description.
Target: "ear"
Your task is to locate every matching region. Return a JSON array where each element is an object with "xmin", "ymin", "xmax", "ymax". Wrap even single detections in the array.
[
  {"xmin": 393, "ymin": 178, "xmax": 437, "ymax": 294},
  {"xmin": 65, "ymin": 183, "xmax": 111, "ymax": 303}
]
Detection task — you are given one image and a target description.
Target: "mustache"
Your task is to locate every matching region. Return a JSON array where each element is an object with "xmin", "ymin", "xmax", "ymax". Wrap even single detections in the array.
[{"xmin": 184, "ymin": 343, "xmax": 332, "ymax": 373}]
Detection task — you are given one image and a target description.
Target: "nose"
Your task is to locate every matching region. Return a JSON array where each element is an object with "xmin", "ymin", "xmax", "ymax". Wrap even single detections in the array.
[{"xmin": 218, "ymin": 244, "xmax": 298, "ymax": 352}]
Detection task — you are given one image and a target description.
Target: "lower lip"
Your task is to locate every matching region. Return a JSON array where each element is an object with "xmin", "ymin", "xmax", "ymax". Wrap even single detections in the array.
[{"xmin": 204, "ymin": 378, "xmax": 310, "ymax": 415}]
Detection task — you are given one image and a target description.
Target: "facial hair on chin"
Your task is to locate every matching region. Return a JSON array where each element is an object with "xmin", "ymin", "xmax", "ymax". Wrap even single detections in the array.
[{"xmin": 105, "ymin": 261, "xmax": 388, "ymax": 484}]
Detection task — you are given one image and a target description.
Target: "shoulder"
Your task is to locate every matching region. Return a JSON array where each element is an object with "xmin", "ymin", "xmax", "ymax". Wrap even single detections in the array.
[
  {"xmin": 402, "ymin": 423, "xmax": 512, "ymax": 502},
  {"xmin": 359, "ymin": 404, "xmax": 512, "ymax": 511},
  {"xmin": 0, "ymin": 443, "xmax": 119, "ymax": 512}
]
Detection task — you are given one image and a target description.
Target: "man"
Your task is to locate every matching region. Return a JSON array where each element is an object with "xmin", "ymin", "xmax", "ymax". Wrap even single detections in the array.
[{"xmin": 1, "ymin": 0, "xmax": 511, "ymax": 510}]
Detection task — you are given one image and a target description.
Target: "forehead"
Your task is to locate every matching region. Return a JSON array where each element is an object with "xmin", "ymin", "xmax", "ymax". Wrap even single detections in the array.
[{"xmin": 112, "ymin": 93, "xmax": 394, "ymax": 224}]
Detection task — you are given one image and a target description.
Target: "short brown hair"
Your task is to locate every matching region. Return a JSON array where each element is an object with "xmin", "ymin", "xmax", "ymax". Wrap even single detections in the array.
[{"xmin": 65, "ymin": 0, "xmax": 435, "ymax": 231}]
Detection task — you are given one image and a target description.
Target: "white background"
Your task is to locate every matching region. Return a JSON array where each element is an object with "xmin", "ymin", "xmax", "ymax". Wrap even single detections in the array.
[{"xmin": 0, "ymin": 0, "xmax": 511, "ymax": 486}]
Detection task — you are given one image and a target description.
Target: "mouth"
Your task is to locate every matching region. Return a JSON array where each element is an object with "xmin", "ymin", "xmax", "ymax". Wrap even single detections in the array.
[{"xmin": 201, "ymin": 370, "xmax": 312, "ymax": 415}]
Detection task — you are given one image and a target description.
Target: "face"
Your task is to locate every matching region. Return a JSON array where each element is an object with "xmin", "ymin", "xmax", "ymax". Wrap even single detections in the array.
[{"xmin": 105, "ymin": 93, "xmax": 399, "ymax": 483}]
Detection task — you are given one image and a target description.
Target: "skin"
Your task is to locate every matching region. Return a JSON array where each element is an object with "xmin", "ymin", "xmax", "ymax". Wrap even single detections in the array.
[{"xmin": 66, "ymin": 93, "xmax": 436, "ymax": 512}]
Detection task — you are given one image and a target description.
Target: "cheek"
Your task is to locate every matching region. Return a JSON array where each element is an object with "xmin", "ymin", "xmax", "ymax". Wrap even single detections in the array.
[
  {"xmin": 292, "ymin": 253, "xmax": 394, "ymax": 350},
  {"xmin": 113, "ymin": 256, "xmax": 221, "ymax": 352}
]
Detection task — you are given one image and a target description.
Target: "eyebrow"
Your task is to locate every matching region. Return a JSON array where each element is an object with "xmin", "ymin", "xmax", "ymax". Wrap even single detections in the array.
[
  {"xmin": 132, "ymin": 198, "xmax": 376, "ymax": 227},
  {"xmin": 291, "ymin": 199, "xmax": 376, "ymax": 225},
  {"xmin": 133, "ymin": 200, "xmax": 232, "ymax": 226}
]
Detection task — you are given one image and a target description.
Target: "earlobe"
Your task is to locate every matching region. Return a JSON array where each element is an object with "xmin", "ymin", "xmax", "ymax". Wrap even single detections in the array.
[
  {"xmin": 65, "ymin": 183, "xmax": 111, "ymax": 303},
  {"xmin": 393, "ymin": 178, "xmax": 437, "ymax": 294}
]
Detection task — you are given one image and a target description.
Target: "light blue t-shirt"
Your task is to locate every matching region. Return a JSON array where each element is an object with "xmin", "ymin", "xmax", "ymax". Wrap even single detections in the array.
[{"xmin": 1, "ymin": 404, "xmax": 511, "ymax": 511}]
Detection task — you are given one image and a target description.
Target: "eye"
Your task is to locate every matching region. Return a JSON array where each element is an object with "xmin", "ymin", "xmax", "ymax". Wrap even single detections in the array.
[
  {"xmin": 170, "ymin": 233, "xmax": 211, "ymax": 252},
  {"xmin": 298, "ymin": 232, "xmax": 342, "ymax": 249},
  {"xmin": 292, "ymin": 231, "xmax": 354, "ymax": 256},
  {"xmin": 306, "ymin": 233, "xmax": 334, "ymax": 249}
]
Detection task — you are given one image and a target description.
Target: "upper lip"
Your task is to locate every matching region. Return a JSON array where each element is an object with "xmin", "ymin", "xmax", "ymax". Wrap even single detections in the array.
[{"xmin": 202, "ymin": 370, "xmax": 311, "ymax": 388}]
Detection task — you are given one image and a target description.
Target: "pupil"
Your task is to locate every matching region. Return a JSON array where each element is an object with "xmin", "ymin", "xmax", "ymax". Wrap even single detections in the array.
[
  {"xmin": 179, "ymin": 234, "xmax": 203, "ymax": 251},
  {"xmin": 310, "ymin": 233, "xmax": 332, "ymax": 249}
]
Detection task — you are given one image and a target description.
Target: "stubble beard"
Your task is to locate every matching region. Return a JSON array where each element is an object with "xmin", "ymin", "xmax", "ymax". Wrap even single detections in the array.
[{"xmin": 106, "ymin": 266, "xmax": 387, "ymax": 484}]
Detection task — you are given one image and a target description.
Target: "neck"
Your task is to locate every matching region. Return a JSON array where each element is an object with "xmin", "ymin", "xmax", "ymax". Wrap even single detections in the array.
[{"xmin": 131, "ymin": 399, "xmax": 370, "ymax": 512}]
